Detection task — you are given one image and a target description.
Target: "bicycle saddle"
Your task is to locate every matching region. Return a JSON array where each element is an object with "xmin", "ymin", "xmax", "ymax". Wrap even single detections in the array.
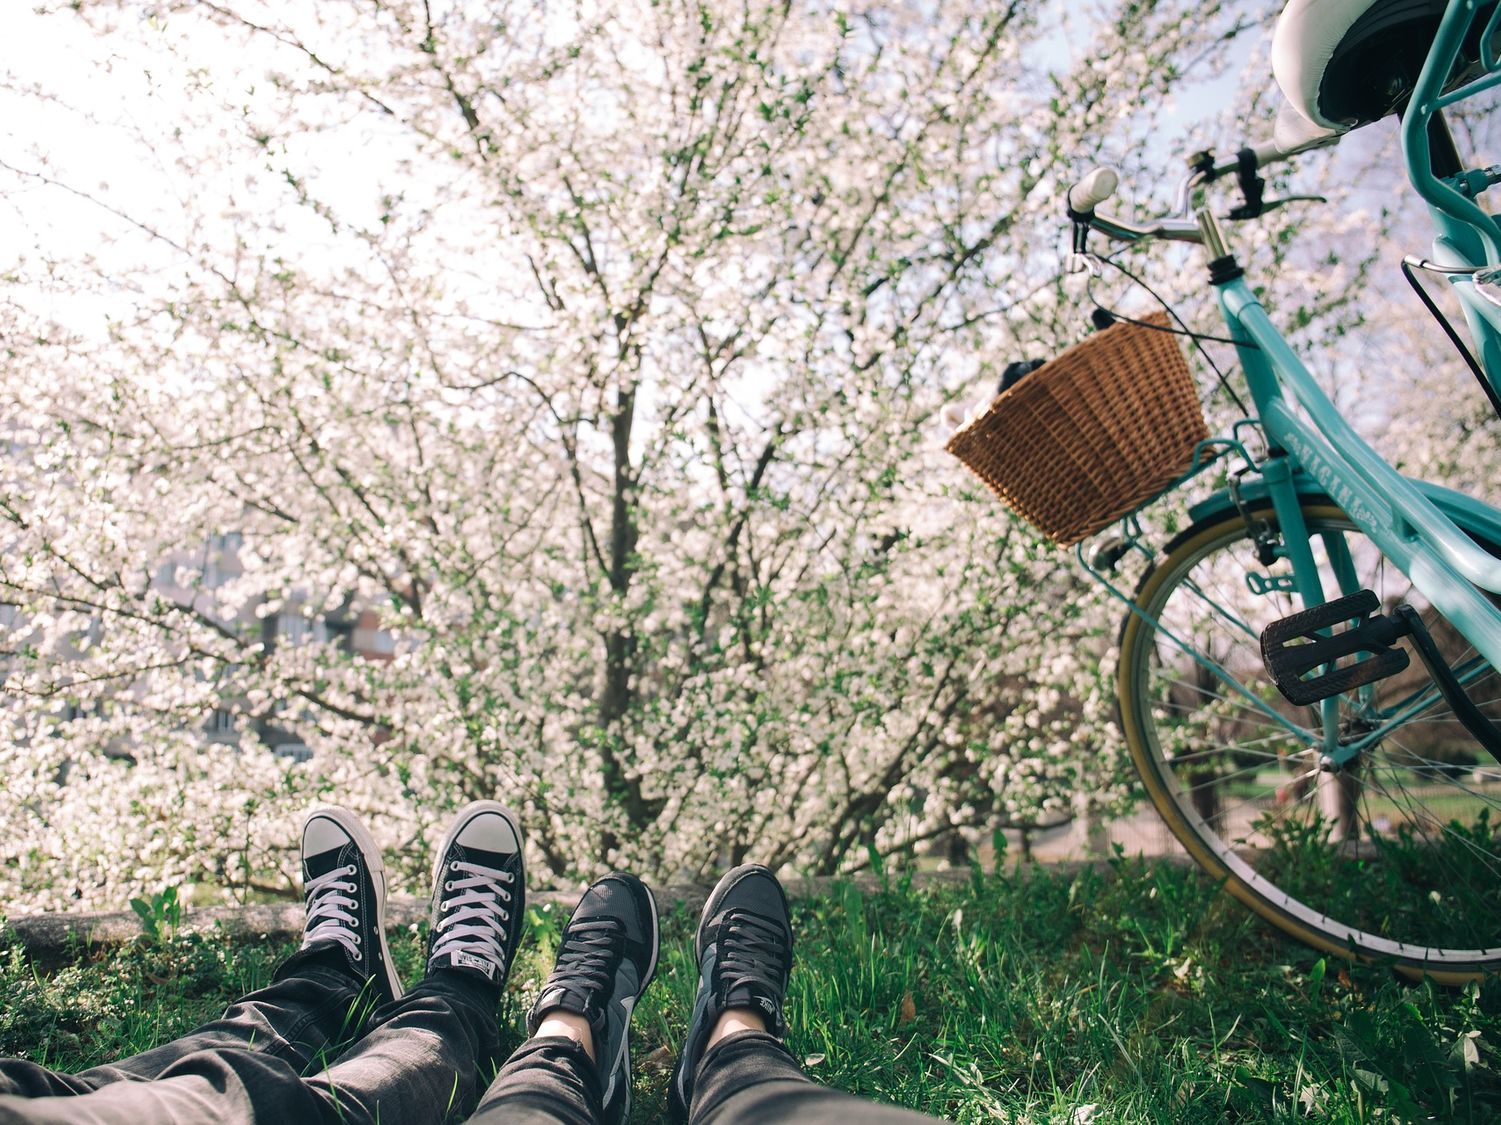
[{"xmin": 1273, "ymin": 0, "xmax": 1500, "ymax": 130}]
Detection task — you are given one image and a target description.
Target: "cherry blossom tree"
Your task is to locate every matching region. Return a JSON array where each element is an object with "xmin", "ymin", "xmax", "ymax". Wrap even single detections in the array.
[{"xmin": 1, "ymin": 0, "xmax": 1474, "ymax": 911}]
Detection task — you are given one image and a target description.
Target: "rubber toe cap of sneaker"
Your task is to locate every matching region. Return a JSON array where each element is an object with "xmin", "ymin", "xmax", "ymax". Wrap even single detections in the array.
[
  {"xmin": 453, "ymin": 807, "xmax": 521, "ymax": 854},
  {"xmin": 303, "ymin": 810, "xmax": 356, "ymax": 856}
]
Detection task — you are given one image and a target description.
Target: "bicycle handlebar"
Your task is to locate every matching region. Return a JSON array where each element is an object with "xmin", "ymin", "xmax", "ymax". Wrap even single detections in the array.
[
  {"xmin": 1066, "ymin": 163, "xmax": 1202, "ymax": 243},
  {"xmin": 1083, "ymin": 206, "xmax": 1205, "ymax": 245},
  {"xmin": 1066, "ymin": 112, "xmax": 1341, "ymax": 246}
]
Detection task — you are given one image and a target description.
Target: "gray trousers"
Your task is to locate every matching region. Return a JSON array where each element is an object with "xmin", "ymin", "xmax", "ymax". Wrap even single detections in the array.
[{"xmin": 469, "ymin": 1030, "xmax": 947, "ymax": 1123}]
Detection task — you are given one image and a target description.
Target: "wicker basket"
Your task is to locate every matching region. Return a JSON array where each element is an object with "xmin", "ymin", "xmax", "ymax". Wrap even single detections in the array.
[{"xmin": 946, "ymin": 312, "xmax": 1207, "ymax": 547}]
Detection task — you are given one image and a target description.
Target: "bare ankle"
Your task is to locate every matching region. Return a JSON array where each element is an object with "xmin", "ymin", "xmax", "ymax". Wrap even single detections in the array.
[
  {"xmin": 707, "ymin": 1007, "xmax": 768, "ymax": 1050},
  {"xmin": 535, "ymin": 1010, "xmax": 596, "ymax": 1062}
]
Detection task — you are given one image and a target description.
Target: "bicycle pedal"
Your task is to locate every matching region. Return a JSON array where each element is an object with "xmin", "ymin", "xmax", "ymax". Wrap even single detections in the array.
[{"xmin": 1259, "ymin": 589, "xmax": 1412, "ymax": 706}]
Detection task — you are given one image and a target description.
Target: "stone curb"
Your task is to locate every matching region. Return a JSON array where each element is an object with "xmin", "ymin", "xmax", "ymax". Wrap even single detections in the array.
[{"xmin": 1, "ymin": 860, "xmax": 1167, "ymax": 969}]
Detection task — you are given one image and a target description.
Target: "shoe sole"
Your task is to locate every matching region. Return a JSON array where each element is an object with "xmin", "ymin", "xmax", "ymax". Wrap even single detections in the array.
[
  {"xmin": 430, "ymin": 800, "xmax": 528, "ymax": 975},
  {"xmin": 304, "ymin": 805, "xmax": 403, "ymax": 1003},
  {"xmin": 672, "ymin": 865, "xmax": 789, "ymax": 1118}
]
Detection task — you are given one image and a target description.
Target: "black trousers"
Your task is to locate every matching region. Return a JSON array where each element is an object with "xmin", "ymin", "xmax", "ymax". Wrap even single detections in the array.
[
  {"xmin": 0, "ymin": 947, "xmax": 945, "ymax": 1123},
  {"xmin": 0, "ymin": 945, "xmax": 499, "ymax": 1124}
]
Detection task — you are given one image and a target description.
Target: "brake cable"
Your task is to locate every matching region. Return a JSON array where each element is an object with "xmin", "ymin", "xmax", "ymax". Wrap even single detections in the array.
[
  {"xmin": 1401, "ymin": 256, "xmax": 1501, "ymax": 420},
  {"xmin": 1086, "ymin": 256, "xmax": 1252, "ymax": 416}
]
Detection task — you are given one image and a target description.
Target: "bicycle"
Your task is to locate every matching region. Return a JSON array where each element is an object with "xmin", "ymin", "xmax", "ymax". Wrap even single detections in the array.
[{"xmin": 961, "ymin": 0, "xmax": 1501, "ymax": 982}]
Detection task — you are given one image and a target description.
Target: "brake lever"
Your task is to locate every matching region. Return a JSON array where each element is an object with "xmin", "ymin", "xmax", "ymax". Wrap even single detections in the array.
[
  {"xmin": 1261, "ymin": 193, "xmax": 1329, "ymax": 213},
  {"xmin": 1226, "ymin": 193, "xmax": 1328, "ymax": 220}
]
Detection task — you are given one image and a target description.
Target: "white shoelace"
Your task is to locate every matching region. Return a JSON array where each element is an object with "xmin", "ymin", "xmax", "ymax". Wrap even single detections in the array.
[
  {"xmin": 303, "ymin": 863, "xmax": 364, "ymax": 962},
  {"xmin": 430, "ymin": 861, "xmax": 514, "ymax": 971}
]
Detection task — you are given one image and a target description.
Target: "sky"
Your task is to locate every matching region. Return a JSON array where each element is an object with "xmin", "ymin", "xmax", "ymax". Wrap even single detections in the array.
[
  {"xmin": 0, "ymin": 1, "xmax": 1282, "ymax": 268},
  {"xmin": 0, "ymin": 0, "xmax": 1475, "ymax": 386}
]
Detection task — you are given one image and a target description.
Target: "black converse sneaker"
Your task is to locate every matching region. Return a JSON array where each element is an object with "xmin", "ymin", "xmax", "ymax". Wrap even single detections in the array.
[
  {"xmin": 528, "ymin": 874, "xmax": 659, "ymax": 1125},
  {"xmin": 668, "ymin": 864, "xmax": 793, "ymax": 1122},
  {"xmin": 300, "ymin": 806, "xmax": 403, "ymax": 1004},
  {"xmin": 425, "ymin": 801, "xmax": 526, "ymax": 988}
]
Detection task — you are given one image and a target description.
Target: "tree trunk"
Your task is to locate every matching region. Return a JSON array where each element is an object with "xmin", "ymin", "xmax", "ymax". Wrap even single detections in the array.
[{"xmin": 598, "ymin": 381, "xmax": 651, "ymax": 850}]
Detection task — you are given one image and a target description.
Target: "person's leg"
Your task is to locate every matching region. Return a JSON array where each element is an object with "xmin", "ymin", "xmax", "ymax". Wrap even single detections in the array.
[
  {"xmin": 469, "ymin": 872, "xmax": 659, "ymax": 1125},
  {"xmin": 467, "ymin": 1037, "xmax": 601, "ymax": 1125},
  {"xmin": 299, "ymin": 800, "xmax": 526, "ymax": 1124},
  {"xmin": 0, "ymin": 1048, "xmax": 328, "ymax": 1125},
  {"xmin": 0, "ymin": 980, "xmax": 494, "ymax": 1125},
  {"xmin": 0, "ymin": 954, "xmax": 371, "ymax": 1100},
  {"xmin": 671, "ymin": 866, "xmax": 948, "ymax": 1125},
  {"xmin": 0, "ymin": 806, "xmax": 400, "ymax": 1101},
  {"xmin": 688, "ymin": 1026, "xmax": 947, "ymax": 1123},
  {"xmin": 0, "ymin": 804, "xmax": 528, "ymax": 1125},
  {"xmin": 0, "ymin": 804, "xmax": 410, "ymax": 1121}
]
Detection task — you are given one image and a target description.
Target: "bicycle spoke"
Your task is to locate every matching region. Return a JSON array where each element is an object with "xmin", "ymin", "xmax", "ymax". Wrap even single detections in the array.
[
  {"xmin": 1122, "ymin": 504, "xmax": 1501, "ymax": 967},
  {"xmin": 1359, "ymin": 770, "xmax": 1501, "ymax": 880}
]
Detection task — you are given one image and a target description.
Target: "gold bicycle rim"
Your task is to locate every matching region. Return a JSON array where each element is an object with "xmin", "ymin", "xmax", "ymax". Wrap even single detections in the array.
[{"xmin": 1118, "ymin": 503, "xmax": 1499, "ymax": 984}]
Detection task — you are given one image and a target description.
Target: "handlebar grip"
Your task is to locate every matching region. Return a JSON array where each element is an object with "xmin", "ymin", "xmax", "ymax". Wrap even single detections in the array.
[{"xmin": 1067, "ymin": 167, "xmax": 1119, "ymax": 215}]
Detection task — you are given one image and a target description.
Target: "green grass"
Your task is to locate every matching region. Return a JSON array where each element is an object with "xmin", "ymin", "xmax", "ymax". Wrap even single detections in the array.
[{"xmin": 5, "ymin": 857, "xmax": 1501, "ymax": 1122}]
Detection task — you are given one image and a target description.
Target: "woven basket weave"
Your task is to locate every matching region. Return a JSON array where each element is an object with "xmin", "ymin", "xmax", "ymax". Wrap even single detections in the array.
[{"xmin": 947, "ymin": 312, "xmax": 1207, "ymax": 547}]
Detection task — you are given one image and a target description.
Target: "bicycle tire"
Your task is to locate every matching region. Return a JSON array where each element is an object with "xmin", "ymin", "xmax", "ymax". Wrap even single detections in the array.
[{"xmin": 1119, "ymin": 500, "xmax": 1501, "ymax": 981}]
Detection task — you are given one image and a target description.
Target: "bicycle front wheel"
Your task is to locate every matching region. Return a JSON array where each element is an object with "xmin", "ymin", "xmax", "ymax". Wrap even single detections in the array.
[{"xmin": 1119, "ymin": 500, "xmax": 1501, "ymax": 980}]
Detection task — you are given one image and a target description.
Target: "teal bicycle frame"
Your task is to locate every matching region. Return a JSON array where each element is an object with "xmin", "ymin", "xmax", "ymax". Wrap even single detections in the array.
[
  {"xmin": 1216, "ymin": 284, "xmax": 1501, "ymax": 762},
  {"xmin": 1134, "ymin": 0, "xmax": 1501, "ymax": 763}
]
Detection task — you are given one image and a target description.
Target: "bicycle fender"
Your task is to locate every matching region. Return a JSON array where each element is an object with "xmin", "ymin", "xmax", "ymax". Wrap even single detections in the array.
[
  {"xmin": 1184, "ymin": 470, "xmax": 1325, "ymax": 525},
  {"xmin": 1186, "ymin": 473, "xmax": 1501, "ymax": 546}
]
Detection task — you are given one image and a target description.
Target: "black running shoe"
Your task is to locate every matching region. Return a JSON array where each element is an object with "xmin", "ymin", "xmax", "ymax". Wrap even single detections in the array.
[
  {"xmin": 425, "ymin": 801, "xmax": 527, "ymax": 988},
  {"xmin": 299, "ymin": 806, "xmax": 403, "ymax": 1004},
  {"xmin": 668, "ymin": 864, "xmax": 793, "ymax": 1122},
  {"xmin": 528, "ymin": 874, "xmax": 659, "ymax": 1125}
]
